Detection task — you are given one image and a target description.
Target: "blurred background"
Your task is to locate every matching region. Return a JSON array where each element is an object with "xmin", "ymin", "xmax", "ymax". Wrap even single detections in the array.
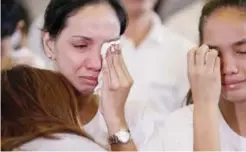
[
  {"xmin": 20, "ymin": 0, "xmax": 199, "ymax": 21},
  {"xmin": 2, "ymin": 0, "xmax": 204, "ymax": 69}
]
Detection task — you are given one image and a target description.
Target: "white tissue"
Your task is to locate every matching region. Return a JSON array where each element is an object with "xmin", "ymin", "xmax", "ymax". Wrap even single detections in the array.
[
  {"xmin": 100, "ymin": 40, "xmax": 121, "ymax": 58},
  {"xmin": 94, "ymin": 40, "xmax": 121, "ymax": 94}
]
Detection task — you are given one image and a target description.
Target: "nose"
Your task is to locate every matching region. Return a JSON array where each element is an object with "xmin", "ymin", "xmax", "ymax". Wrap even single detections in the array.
[
  {"xmin": 221, "ymin": 53, "xmax": 238, "ymax": 76},
  {"xmin": 85, "ymin": 46, "xmax": 102, "ymax": 72}
]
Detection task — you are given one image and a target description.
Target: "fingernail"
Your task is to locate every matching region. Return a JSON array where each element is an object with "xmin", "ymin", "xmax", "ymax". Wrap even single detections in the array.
[
  {"xmin": 202, "ymin": 44, "xmax": 208, "ymax": 49},
  {"xmin": 110, "ymin": 46, "xmax": 115, "ymax": 53}
]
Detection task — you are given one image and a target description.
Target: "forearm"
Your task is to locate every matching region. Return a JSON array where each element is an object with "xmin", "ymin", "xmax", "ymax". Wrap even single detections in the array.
[{"xmin": 193, "ymin": 102, "xmax": 220, "ymax": 151}]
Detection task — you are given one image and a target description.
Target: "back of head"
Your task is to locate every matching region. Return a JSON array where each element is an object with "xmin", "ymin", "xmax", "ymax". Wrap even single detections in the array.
[
  {"xmin": 1, "ymin": 65, "xmax": 88, "ymax": 150},
  {"xmin": 1, "ymin": 0, "xmax": 30, "ymax": 39},
  {"xmin": 1, "ymin": 0, "xmax": 31, "ymax": 58}
]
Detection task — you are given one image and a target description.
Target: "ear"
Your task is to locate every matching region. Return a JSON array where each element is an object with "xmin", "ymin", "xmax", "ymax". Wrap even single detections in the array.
[{"xmin": 42, "ymin": 32, "xmax": 56, "ymax": 60}]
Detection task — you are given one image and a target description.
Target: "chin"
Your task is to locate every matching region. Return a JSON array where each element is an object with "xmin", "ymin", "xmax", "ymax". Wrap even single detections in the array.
[
  {"xmin": 78, "ymin": 88, "xmax": 95, "ymax": 95},
  {"xmin": 221, "ymin": 90, "xmax": 246, "ymax": 103}
]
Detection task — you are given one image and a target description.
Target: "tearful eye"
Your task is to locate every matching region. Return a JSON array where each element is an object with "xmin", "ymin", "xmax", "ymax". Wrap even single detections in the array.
[
  {"xmin": 237, "ymin": 51, "xmax": 246, "ymax": 54},
  {"xmin": 73, "ymin": 45, "xmax": 88, "ymax": 49}
]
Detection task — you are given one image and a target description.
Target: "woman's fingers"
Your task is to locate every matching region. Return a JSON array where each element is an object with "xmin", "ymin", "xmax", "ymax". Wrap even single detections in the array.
[
  {"xmin": 214, "ymin": 57, "xmax": 221, "ymax": 74},
  {"xmin": 116, "ymin": 44, "xmax": 133, "ymax": 82},
  {"xmin": 195, "ymin": 44, "xmax": 209, "ymax": 66},
  {"xmin": 105, "ymin": 46, "xmax": 120, "ymax": 90},
  {"xmin": 111, "ymin": 44, "xmax": 129, "ymax": 88},
  {"xmin": 206, "ymin": 49, "xmax": 219, "ymax": 71},
  {"xmin": 103, "ymin": 44, "xmax": 133, "ymax": 91},
  {"xmin": 188, "ymin": 47, "xmax": 198, "ymax": 73}
]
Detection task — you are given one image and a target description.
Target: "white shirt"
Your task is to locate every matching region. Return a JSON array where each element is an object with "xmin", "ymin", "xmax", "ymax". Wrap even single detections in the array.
[
  {"xmin": 121, "ymin": 13, "xmax": 194, "ymax": 113},
  {"xmin": 85, "ymin": 13, "xmax": 194, "ymax": 151},
  {"xmin": 162, "ymin": 105, "xmax": 246, "ymax": 151},
  {"xmin": 18, "ymin": 133, "xmax": 105, "ymax": 151},
  {"xmin": 164, "ymin": 0, "xmax": 204, "ymax": 44}
]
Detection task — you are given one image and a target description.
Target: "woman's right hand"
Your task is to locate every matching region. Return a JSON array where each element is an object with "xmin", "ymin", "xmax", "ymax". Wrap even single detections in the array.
[
  {"xmin": 100, "ymin": 44, "xmax": 133, "ymax": 134},
  {"xmin": 190, "ymin": 45, "xmax": 221, "ymax": 151},
  {"xmin": 188, "ymin": 44, "xmax": 221, "ymax": 105}
]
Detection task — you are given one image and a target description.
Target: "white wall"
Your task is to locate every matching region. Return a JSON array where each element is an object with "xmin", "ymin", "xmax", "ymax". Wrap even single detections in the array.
[{"xmin": 20, "ymin": 0, "xmax": 50, "ymax": 20}]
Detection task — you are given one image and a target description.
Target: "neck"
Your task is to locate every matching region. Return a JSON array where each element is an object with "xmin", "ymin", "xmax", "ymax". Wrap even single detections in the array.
[
  {"xmin": 124, "ymin": 11, "xmax": 153, "ymax": 47},
  {"xmin": 219, "ymin": 100, "xmax": 246, "ymax": 136}
]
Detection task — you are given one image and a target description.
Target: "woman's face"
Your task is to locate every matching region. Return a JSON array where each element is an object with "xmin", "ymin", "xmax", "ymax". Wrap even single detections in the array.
[
  {"xmin": 43, "ymin": 3, "xmax": 120, "ymax": 94},
  {"xmin": 202, "ymin": 7, "xmax": 246, "ymax": 103}
]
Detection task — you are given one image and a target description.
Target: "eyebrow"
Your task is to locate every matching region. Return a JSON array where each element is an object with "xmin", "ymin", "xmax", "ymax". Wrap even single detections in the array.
[
  {"xmin": 104, "ymin": 37, "xmax": 121, "ymax": 43},
  {"xmin": 71, "ymin": 36, "xmax": 92, "ymax": 41},
  {"xmin": 71, "ymin": 36, "xmax": 120, "ymax": 43},
  {"xmin": 207, "ymin": 38, "xmax": 246, "ymax": 50},
  {"xmin": 207, "ymin": 45, "xmax": 219, "ymax": 50},
  {"xmin": 233, "ymin": 38, "xmax": 246, "ymax": 46}
]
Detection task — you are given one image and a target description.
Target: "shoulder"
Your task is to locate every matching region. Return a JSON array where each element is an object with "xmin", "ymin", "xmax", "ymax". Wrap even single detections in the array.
[{"xmin": 19, "ymin": 133, "xmax": 105, "ymax": 151}]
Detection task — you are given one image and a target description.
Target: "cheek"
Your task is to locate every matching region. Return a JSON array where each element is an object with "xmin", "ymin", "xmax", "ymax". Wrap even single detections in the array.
[
  {"xmin": 237, "ymin": 56, "xmax": 246, "ymax": 78},
  {"xmin": 241, "ymin": 60, "xmax": 246, "ymax": 78},
  {"xmin": 55, "ymin": 42, "xmax": 86, "ymax": 75}
]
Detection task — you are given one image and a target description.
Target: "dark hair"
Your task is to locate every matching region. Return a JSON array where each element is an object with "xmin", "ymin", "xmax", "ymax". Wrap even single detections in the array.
[
  {"xmin": 199, "ymin": 0, "xmax": 246, "ymax": 44},
  {"xmin": 1, "ymin": 65, "xmax": 97, "ymax": 150},
  {"xmin": 1, "ymin": 0, "xmax": 30, "ymax": 38},
  {"xmin": 43, "ymin": 0, "xmax": 128, "ymax": 39},
  {"xmin": 154, "ymin": 0, "xmax": 163, "ymax": 13},
  {"xmin": 186, "ymin": 0, "xmax": 246, "ymax": 105}
]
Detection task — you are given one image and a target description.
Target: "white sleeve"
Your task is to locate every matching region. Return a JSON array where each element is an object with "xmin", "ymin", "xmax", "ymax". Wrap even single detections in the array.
[{"xmin": 19, "ymin": 133, "xmax": 106, "ymax": 151}]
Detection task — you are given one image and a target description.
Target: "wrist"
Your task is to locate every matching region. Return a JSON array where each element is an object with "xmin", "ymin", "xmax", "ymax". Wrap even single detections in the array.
[
  {"xmin": 105, "ymin": 117, "xmax": 129, "ymax": 136},
  {"xmin": 194, "ymin": 100, "xmax": 219, "ymax": 107}
]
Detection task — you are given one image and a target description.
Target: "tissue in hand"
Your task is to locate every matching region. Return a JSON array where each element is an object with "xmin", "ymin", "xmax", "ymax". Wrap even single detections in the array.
[
  {"xmin": 94, "ymin": 40, "xmax": 121, "ymax": 94},
  {"xmin": 100, "ymin": 39, "xmax": 121, "ymax": 58}
]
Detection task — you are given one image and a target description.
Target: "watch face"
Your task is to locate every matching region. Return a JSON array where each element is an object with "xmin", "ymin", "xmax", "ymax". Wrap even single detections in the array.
[{"xmin": 116, "ymin": 130, "xmax": 130, "ymax": 143}]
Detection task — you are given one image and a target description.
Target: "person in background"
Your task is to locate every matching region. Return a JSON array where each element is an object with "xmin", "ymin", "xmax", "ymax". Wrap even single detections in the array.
[
  {"xmin": 162, "ymin": 0, "xmax": 246, "ymax": 151},
  {"xmin": 28, "ymin": 15, "xmax": 54, "ymax": 69},
  {"xmin": 164, "ymin": 0, "xmax": 205, "ymax": 43},
  {"xmin": 1, "ymin": 0, "xmax": 45, "ymax": 69},
  {"xmin": 120, "ymin": 0, "xmax": 193, "ymax": 112},
  {"xmin": 1, "ymin": 63, "xmax": 136, "ymax": 151}
]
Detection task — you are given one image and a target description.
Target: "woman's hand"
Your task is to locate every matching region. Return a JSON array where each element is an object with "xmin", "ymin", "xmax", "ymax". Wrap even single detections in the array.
[
  {"xmin": 189, "ymin": 45, "xmax": 221, "ymax": 151},
  {"xmin": 100, "ymin": 44, "xmax": 133, "ymax": 134},
  {"xmin": 188, "ymin": 44, "xmax": 221, "ymax": 105}
]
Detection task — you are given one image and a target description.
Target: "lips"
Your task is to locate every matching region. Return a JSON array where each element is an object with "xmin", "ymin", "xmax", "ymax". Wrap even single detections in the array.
[
  {"xmin": 80, "ymin": 76, "xmax": 98, "ymax": 86},
  {"xmin": 222, "ymin": 79, "xmax": 246, "ymax": 91},
  {"xmin": 222, "ymin": 80, "xmax": 245, "ymax": 86}
]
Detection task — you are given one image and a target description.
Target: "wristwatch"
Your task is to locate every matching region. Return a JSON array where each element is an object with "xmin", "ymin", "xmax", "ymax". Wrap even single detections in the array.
[{"xmin": 108, "ymin": 129, "xmax": 131, "ymax": 144}]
